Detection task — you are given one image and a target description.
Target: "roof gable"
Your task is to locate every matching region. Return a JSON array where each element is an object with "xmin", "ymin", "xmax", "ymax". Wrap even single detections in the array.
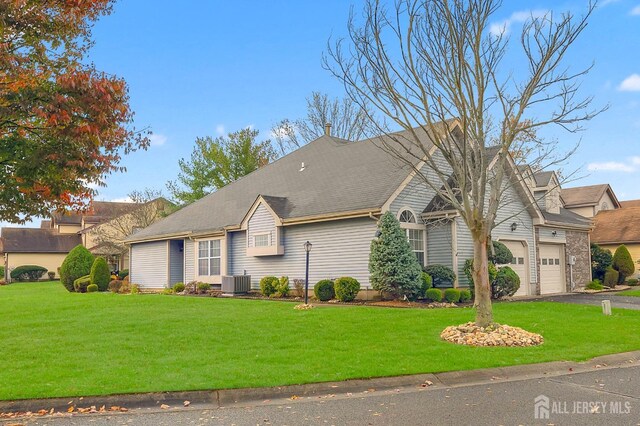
[
  {"xmin": 561, "ymin": 184, "xmax": 620, "ymax": 209},
  {"xmin": 592, "ymin": 206, "xmax": 640, "ymax": 244}
]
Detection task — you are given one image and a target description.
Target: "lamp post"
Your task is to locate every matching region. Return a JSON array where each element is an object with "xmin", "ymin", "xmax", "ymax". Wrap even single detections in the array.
[{"xmin": 303, "ymin": 241, "xmax": 312, "ymax": 304}]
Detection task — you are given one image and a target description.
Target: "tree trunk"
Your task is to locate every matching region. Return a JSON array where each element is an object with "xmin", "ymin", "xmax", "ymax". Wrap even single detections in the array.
[{"xmin": 472, "ymin": 233, "xmax": 493, "ymax": 327}]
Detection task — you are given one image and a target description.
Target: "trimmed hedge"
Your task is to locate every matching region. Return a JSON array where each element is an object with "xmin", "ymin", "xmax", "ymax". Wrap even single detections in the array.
[
  {"xmin": 491, "ymin": 266, "xmax": 520, "ymax": 299},
  {"xmin": 425, "ymin": 288, "xmax": 443, "ymax": 302},
  {"xmin": 10, "ymin": 265, "xmax": 47, "ymax": 282},
  {"xmin": 443, "ymin": 288, "xmax": 461, "ymax": 303},
  {"xmin": 604, "ymin": 267, "xmax": 619, "ymax": 287},
  {"xmin": 86, "ymin": 284, "xmax": 99, "ymax": 293},
  {"xmin": 173, "ymin": 282, "xmax": 186, "ymax": 293},
  {"xmin": 613, "ymin": 245, "xmax": 635, "ymax": 284},
  {"xmin": 424, "ymin": 264, "xmax": 456, "ymax": 288},
  {"xmin": 314, "ymin": 279, "xmax": 335, "ymax": 301},
  {"xmin": 89, "ymin": 257, "xmax": 110, "ymax": 292},
  {"xmin": 60, "ymin": 245, "xmax": 95, "ymax": 292},
  {"xmin": 334, "ymin": 277, "xmax": 360, "ymax": 302},
  {"xmin": 459, "ymin": 289, "xmax": 472, "ymax": 302},
  {"xmin": 489, "ymin": 241, "xmax": 513, "ymax": 265},
  {"xmin": 260, "ymin": 276, "xmax": 279, "ymax": 297},
  {"xmin": 73, "ymin": 275, "xmax": 91, "ymax": 293},
  {"xmin": 419, "ymin": 272, "xmax": 433, "ymax": 299}
]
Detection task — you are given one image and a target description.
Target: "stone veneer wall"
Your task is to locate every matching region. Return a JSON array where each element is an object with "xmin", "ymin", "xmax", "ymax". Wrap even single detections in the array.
[
  {"xmin": 565, "ymin": 230, "xmax": 592, "ymax": 289},
  {"xmin": 533, "ymin": 228, "xmax": 541, "ymax": 295}
]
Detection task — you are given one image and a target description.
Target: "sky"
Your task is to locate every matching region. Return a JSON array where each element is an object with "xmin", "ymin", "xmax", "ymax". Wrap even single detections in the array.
[{"xmin": 4, "ymin": 0, "xmax": 640, "ymax": 227}]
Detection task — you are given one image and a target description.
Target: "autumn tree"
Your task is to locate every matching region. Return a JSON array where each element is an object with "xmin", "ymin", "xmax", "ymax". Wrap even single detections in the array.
[
  {"xmin": 326, "ymin": 0, "xmax": 601, "ymax": 327},
  {"xmin": 272, "ymin": 91, "xmax": 370, "ymax": 154},
  {"xmin": 0, "ymin": 1, "xmax": 149, "ymax": 223},
  {"xmin": 167, "ymin": 128, "xmax": 277, "ymax": 205},
  {"xmin": 89, "ymin": 188, "xmax": 171, "ymax": 260}
]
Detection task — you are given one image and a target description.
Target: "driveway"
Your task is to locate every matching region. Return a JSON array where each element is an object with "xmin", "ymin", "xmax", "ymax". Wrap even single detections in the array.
[{"xmin": 542, "ymin": 291, "xmax": 640, "ymax": 311}]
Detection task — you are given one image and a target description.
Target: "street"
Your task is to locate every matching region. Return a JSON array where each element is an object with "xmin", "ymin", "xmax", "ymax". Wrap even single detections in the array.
[{"xmin": 15, "ymin": 364, "xmax": 640, "ymax": 426}]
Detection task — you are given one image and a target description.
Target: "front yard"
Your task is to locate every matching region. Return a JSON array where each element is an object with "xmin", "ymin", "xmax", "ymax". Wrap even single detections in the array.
[
  {"xmin": 617, "ymin": 289, "xmax": 640, "ymax": 297},
  {"xmin": 3, "ymin": 282, "xmax": 640, "ymax": 401}
]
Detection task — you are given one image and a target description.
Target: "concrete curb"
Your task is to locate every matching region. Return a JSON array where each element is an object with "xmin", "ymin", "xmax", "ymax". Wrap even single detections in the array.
[{"xmin": 2, "ymin": 350, "xmax": 640, "ymax": 414}]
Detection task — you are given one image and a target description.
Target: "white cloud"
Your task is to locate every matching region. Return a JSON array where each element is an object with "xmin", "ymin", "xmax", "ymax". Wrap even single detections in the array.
[
  {"xmin": 489, "ymin": 9, "xmax": 548, "ymax": 36},
  {"xmin": 109, "ymin": 197, "xmax": 133, "ymax": 203},
  {"xmin": 148, "ymin": 133, "xmax": 167, "ymax": 147},
  {"xmin": 215, "ymin": 124, "xmax": 225, "ymax": 136},
  {"xmin": 632, "ymin": 5, "xmax": 640, "ymax": 15},
  {"xmin": 619, "ymin": 74, "xmax": 640, "ymax": 91},
  {"xmin": 587, "ymin": 157, "xmax": 640, "ymax": 173},
  {"xmin": 601, "ymin": 0, "xmax": 621, "ymax": 6},
  {"xmin": 632, "ymin": 156, "xmax": 640, "ymax": 165}
]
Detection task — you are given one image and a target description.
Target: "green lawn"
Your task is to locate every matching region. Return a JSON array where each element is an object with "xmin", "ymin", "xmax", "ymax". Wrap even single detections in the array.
[
  {"xmin": 2, "ymin": 282, "xmax": 640, "ymax": 401},
  {"xmin": 617, "ymin": 289, "xmax": 640, "ymax": 297}
]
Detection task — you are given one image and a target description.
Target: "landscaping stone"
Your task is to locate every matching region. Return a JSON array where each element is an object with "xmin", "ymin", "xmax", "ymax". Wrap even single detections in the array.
[
  {"xmin": 294, "ymin": 303, "xmax": 314, "ymax": 310},
  {"xmin": 440, "ymin": 322, "xmax": 544, "ymax": 347}
]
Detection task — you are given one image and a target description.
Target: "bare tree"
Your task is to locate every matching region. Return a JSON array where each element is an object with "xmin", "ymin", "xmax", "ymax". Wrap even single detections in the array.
[
  {"xmin": 272, "ymin": 91, "xmax": 371, "ymax": 154},
  {"xmin": 325, "ymin": 0, "xmax": 602, "ymax": 327}
]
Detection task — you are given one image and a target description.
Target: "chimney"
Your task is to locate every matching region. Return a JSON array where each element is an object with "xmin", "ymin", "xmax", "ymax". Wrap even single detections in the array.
[{"xmin": 324, "ymin": 122, "xmax": 332, "ymax": 136}]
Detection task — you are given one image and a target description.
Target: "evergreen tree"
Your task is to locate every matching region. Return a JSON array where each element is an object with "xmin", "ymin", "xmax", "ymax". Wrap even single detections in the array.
[
  {"xmin": 369, "ymin": 212, "xmax": 422, "ymax": 299},
  {"xmin": 590, "ymin": 243, "xmax": 613, "ymax": 281},
  {"xmin": 612, "ymin": 245, "xmax": 635, "ymax": 285}
]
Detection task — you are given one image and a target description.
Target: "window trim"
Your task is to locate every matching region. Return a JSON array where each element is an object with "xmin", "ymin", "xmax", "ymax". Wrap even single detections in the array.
[
  {"xmin": 253, "ymin": 232, "xmax": 271, "ymax": 248},
  {"xmin": 397, "ymin": 207, "xmax": 426, "ymax": 266},
  {"xmin": 196, "ymin": 238, "xmax": 223, "ymax": 278}
]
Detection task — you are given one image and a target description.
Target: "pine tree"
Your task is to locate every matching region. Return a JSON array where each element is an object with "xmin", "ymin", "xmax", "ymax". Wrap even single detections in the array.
[
  {"xmin": 369, "ymin": 212, "xmax": 422, "ymax": 299},
  {"xmin": 612, "ymin": 245, "xmax": 635, "ymax": 285}
]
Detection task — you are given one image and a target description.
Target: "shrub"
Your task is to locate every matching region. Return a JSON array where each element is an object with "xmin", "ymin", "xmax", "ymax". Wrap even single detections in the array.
[
  {"xmin": 108, "ymin": 280, "xmax": 122, "ymax": 293},
  {"xmin": 627, "ymin": 278, "xmax": 639, "ymax": 286},
  {"xmin": 87, "ymin": 284, "xmax": 98, "ymax": 293},
  {"xmin": 314, "ymin": 279, "xmax": 335, "ymax": 301},
  {"xmin": 89, "ymin": 257, "xmax": 110, "ymax": 291},
  {"xmin": 60, "ymin": 245, "xmax": 95, "ymax": 292},
  {"xmin": 73, "ymin": 275, "xmax": 91, "ymax": 293},
  {"xmin": 591, "ymin": 243, "xmax": 613, "ymax": 281},
  {"xmin": 425, "ymin": 288, "xmax": 443, "ymax": 302},
  {"xmin": 585, "ymin": 279, "xmax": 604, "ymax": 290},
  {"xmin": 424, "ymin": 264, "xmax": 456, "ymax": 288},
  {"xmin": 10, "ymin": 265, "xmax": 47, "ymax": 282},
  {"xmin": 459, "ymin": 289, "xmax": 472, "ymax": 303},
  {"xmin": 130, "ymin": 284, "xmax": 140, "ymax": 294},
  {"xmin": 173, "ymin": 282, "xmax": 186, "ymax": 293},
  {"xmin": 443, "ymin": 288, "xmax": 461, "ymax": 303},
  {"xmin": 118, "ymin": 269, "xmax": 129, "ymax": 280},
  {"xmin": 604, "ymin": 267, "xmax": 619, "ymax": 287},
  {"xmin": 197, "ymin": 282, "xmax": 210, "ymax": 293},
  {"xmin": 334, "ymin": 277, "xmax": 361, "ymax": 302},
  {"xmin": 613, "ymin": 245, "xmax": 635, "ymax": 285},
  {"xmin": 462, "ymin": 259, "xmax": 497, "ymax": 292},
  {"xmin": 0, "ymin": 266, "xmax": 4, "ymax": 278},
  {"xmin": 47, "ymin": 271, "xmax": 55, "ymax": 280},
  {"xmin": 369, "ymin": 212, "xmax": 422, "ymax": 299},
  {"xmin": 418, "ymin": 272, "xmax": 432, "ymax": 298},
  {"xmin": 491, "ymin": 266, "xmax": 521, "ymax": 299},
  {"xmin": 119, "ymin": 280, "xmax": 131, "ymax": 294},
  {"xmin": 275, "ymin": 276, "xmax": 290, "ymax": 297},
  {"xmin": 260, "ymin": 276, "xmax": 279, "ymax": 297},
  {"xmin": 162, "ymin": 288, "xmax": 174, "ymax": 295},
  {"xmin": 489, "ymin": 241, "xmax": 513, "ymax": 265}
]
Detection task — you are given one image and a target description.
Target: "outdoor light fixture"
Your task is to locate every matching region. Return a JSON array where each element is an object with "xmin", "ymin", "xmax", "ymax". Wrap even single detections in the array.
[
  {"xmin": 510, "ymin": 222, "xmax": 518, "ymax": 232},
  {"xmin": 303, "ymin": 241, "xmax": 312, "ymax": 305},
  {"xmin": 375, "ymin": 229, "xmax": 382, "ymax": 238},
  {"xmin": 552, "ymin": 230, "xmax": 557, "ymax": 237}
]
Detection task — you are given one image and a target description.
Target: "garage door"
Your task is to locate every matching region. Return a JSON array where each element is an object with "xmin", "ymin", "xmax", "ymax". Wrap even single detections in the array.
[
  {"xmin": 539, "ymin": 244, "xmax": 565, "ymax": 294},
  {"xmin": 500, "ymin": 240, "xmax": 528, "ymax": 296}
]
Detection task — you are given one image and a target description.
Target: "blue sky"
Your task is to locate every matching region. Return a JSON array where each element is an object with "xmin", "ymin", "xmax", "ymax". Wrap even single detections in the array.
[{"xmin": 6, "ymin": 0, "xmax": 640, "ymax": 226}]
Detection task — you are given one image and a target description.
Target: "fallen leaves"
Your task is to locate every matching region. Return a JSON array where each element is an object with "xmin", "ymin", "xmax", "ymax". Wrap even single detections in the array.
[{"xmin": 1, "ymin": 405, "xmax": 128, "ymax": 420}]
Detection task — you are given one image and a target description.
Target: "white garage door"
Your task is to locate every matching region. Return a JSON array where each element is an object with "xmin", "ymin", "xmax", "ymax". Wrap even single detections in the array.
[
  {"xmin": 500, "ymin": 240, "xmax": 528, "ymax": 296},
  {"xmin": 539, "ymin": 244, "xmax": 565, "ymax": 294}
]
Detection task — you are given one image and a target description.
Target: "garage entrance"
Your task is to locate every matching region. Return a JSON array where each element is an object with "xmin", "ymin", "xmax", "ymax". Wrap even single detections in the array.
[
  {"xmin": 539, "ymin": 244, "xmax": 566, "ymax": 294},
  {"xmin": 500, "ymin": 240, "xmax": 529, "ymax": 297}
]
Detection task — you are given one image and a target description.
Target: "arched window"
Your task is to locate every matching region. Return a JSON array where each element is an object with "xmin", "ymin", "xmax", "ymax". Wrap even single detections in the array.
[{"xmin": 397, "ymin": 209, "xmax": 425, "ymax": 266}]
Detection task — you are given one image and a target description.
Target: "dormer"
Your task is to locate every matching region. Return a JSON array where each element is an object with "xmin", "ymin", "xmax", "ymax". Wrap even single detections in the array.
[
  {"xmin": 240, "ymin": 195, "xmax": 287, "ymax": 256},
  {"xmin": 530, "ymin": 171, "xmax": 562, "ymax": 214}
]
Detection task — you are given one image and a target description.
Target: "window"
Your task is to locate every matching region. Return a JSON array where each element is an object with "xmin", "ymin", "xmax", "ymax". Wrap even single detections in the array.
[
  {"xmin": 542, "ymin": 258, "xmax": 548, "ymax": 265},
  {"xmin": 399, "ymin": 209, "xmax": 416, "ymax": 223},
  {"xmin": 601, "ymin": 202, "xmax": 609, "ymax": 211},
  {"xmin": 398, "ymin": 209, "xmax": 424, "ymax": 265},
  {"xmin": 254, "ymin": 233, "xmax": 270, "ymax": 247},
  {"xmin": 198, "ymin": 240, "xmax": 221, "ymax": 276}
]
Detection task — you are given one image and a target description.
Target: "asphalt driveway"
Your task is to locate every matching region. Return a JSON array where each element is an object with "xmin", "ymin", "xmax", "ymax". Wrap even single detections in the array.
[{"xmin": 542, "ymin": 291, "xmax": 640, "ymax": 311}]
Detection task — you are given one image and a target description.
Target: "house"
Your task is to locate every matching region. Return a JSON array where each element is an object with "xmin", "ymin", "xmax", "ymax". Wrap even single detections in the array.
[
  {"xmin": 126, "ymin": 128, "xmax": 593, "ymax": 296},
  {"xmin": 561, "ymin": 184, "xmax": 621, "ymax": 218},
  {"xmin": 2, "ymin": 200, "xmax": 169, "ymax": 281},
  {"xmin": 590, "ymin": 203, "xmax": 640, "ymax": 279}
]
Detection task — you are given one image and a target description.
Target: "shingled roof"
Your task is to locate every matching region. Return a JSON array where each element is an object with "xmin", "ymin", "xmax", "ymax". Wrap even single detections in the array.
[
  {"xmin": 592, "ymin": 207, "xmax": 640, "ymax": 244},
  {"xmin": 52, "ymin": 201, "xmax": 140, "ymax": 225},
  {"xmin": 620, "ymin": 199, "xmax": 640, "ymax": 208},
  {"xmin": 1, "ymin": 228, "xmax": 81, "ymax": 253},
  {"xmin": 128, "ymin": 130, "xmax": 436, "ymax": 242},
  {"xmin": 561, "ymin": 184, "xmax": 620, "ymax": 208}
]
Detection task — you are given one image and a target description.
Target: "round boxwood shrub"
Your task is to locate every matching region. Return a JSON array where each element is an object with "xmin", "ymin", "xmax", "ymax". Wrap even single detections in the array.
[
  {"xmin": 89, "ymin": 257, "xmax": 111, "ymax": 292},
  {"xmin": 425, "ymin": 288, "xmax": 443, "ymax": 302},
  {"xmin": 73, "ymin": 275, "xmax": 91, "ymax": 293},
  {"xmin": 173, "ymin": 282, "xmax": 186, "ymax": 293},
  {"xmin": 424, "ymin": 264, "xmax": 456, "ymax": 288},
  {"xmin": 60, "ymin": 245, "xmax": 95, "ymax": 292},
  {"xmin": 334, "ymin": 277, "xmax": 361, "ymax": 302},
  {"xmin": 86, "ymin": 284, "xmax": 99, "ymax": 293},
  {"xmin": 459, "ymin": 289, "xmax": 472, "ymax": 302},
  {"xmin": 443, "ymin": 288, "xmax": 461, "ymax": 303},
  {"xmin": 604, "ymin": 266, "xmax": 619, "ymax": 287},
  {"xmin": 314, "ymin": 279, "xmax": 335, "ymax": 301},
  {"xmin": 260, "ymin": 276, "xmax": 279, "ymax": 297},
  {"xmin": 491, "ymin": 266, "xmax": 521, "ymax": 299},
  {"xmin": 627, "ymin": 278, "xmax": 639, "ymax": 286},
  {"xmin": 10, "ymin": 265, "xmax": 47, "ymax": 282}
]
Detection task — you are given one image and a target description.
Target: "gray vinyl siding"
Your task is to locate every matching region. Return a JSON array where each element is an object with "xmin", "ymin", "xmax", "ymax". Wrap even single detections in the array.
[
  {"xmin": 229, "ymin": 217, "xmax": 377, "ymax": 289},
  {"xmin": 130, "ymin": 241, "xmax": 168, "ymax": 289},
  {"xmin": 426, "ymin": 220, "xmax": 453, "ymax": 268},
  {"xmin": 248, "ymin": 204, "xmax": 276, "ymax": 247},
  {"xmin": 533, "ymin": 190, "xmax": 547, "ymax": 211},
  {"xmin": 538, "ymin": 227, "xmax": 566, "ymax": 243},
  {"xmin": 455, "ymin": 217, "xmax": 474, "ymax": 286},
  {"xmin": 184, "ymin": 239, "xmax": 195, "ymax": 282},
  {"xmin": 168, "ymin": 240, "xmax": 184, "ymax": 286}
]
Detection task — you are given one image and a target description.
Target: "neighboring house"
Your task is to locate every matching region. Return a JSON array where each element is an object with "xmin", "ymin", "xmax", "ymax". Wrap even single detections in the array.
[
  {"xmin": 561, "ymin": 184, "xmax": 621, "ymax": 218},
  {"xmin": 126, "ymin": 128, "xmax": 593, "ymax": 296},
  {"xmin": 591, "ymin": 203, "xmax": 640, "ymax": 279},
  {"xmin": 1, "ymin": 200, "xmax": 168, "ymax": 281}
]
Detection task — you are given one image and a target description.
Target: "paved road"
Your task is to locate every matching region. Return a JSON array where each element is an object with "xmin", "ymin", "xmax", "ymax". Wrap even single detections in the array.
[
  {"xmin": 13, "ymin": 364, "xmax": 640, "ymax": 426},
  {"xmin": 542, "ymin": 291, "xmax": 640, "ymax": 311}
]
